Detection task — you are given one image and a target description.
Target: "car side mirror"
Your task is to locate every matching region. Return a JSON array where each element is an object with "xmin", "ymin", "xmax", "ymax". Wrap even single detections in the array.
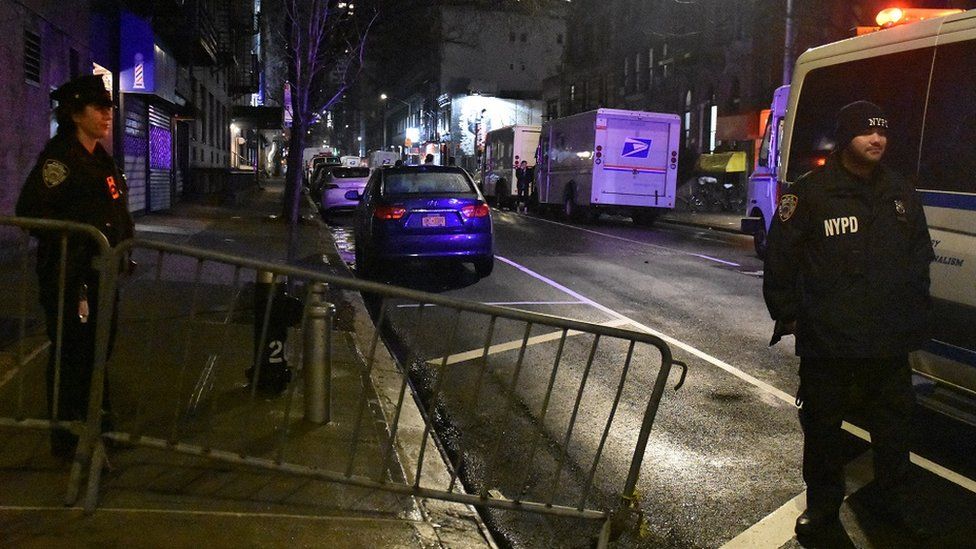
[{"xmin": 344, "ymin": 190, "xmax": 362, "ymax": 201}]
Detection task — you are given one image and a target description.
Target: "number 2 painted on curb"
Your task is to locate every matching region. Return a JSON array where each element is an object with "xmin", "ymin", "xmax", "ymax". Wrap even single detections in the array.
[{"xmin": 268, "ymin": 340, "xmax": 284, "ymax": 363}]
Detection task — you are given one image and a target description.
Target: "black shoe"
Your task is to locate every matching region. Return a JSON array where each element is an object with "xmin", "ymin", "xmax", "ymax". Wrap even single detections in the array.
[{"xmin": 795, "ymin": 509, "xmax": 841, "ymax": 537}]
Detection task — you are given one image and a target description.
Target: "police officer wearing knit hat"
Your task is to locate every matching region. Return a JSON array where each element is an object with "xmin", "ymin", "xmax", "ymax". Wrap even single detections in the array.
[
  {"xmin": 16, "ymin": 74, "xmax": 134, "ymax": 459},
  {"xmin": 763, "ymin": 101, "xmax": 934, "ymax": 539}
]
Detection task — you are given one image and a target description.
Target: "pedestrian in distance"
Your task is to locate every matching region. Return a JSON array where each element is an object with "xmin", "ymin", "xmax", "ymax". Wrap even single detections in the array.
[
  {"xmin": 763, "ymin": 101, "xmax": 934, "ymax": 540},
  {"xmin": 424, "ymin": 153, "xmax": 435, "ymax": 165},
  {"xmin": 15, "ymin": 75, "xmax": 135, "ymax": 459},
  {"xmin": 447, "ymin": 156, "xmax": 457, "ymax": 166},
  {"xmin": 514, "ymin": 159, "xmax": 532, "ymax": 213}
]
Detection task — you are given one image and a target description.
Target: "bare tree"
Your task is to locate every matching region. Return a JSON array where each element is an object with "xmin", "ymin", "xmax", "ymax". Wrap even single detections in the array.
[{"xmin": 281, "ymin": 0, "xmax": 376, "ymax": 262}]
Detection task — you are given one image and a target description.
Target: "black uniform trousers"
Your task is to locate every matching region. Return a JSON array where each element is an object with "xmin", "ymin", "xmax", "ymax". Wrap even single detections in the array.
[
  {"xmin": 41, "ymin": 276, "xmax": 115, "ymax": 454},
  {"xmin": 798, "ymin": 355, "xmax": 914, "ymax": 515}
]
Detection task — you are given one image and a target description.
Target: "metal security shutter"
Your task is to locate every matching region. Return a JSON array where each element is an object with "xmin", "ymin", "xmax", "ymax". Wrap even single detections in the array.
[
  {"xmin": 148, "ymin": 105, "xmax": 173, "ymax": 211},
  {"xmin": 122, "ymin": 96, "xmax": 148, "ymax": 213}
]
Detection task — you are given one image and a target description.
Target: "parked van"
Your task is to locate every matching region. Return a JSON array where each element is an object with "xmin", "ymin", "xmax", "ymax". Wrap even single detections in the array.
[
  {"xmin": 741, "ymin": 85, "xmax": 789, "ymax": 258},
  {"xmin": 780, "ymin": 8, "xmax": 976, "ymax": 415},
  {"xmin": 535, "ymin": 109, "xmax": 680, "ymax": 225},
  {"xmin": 482, "ymin": 125, "xmax": 541, "ymax": 208},
  {"xmin": 368, "ymin": 150, "xmax": 399, "ymax": 169}
]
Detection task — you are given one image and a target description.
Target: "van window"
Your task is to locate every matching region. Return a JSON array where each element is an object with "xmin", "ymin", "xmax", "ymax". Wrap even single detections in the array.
[
  {"xmin": 918, "ymin": 39, "xmax": 976, "ymax": 194},
  {"xmin": 787, "ymin": 48, "xmax": 934, "ymax": 182},
  {"xmin": 757, "ymin": 116, "xmax": 772, "ymax": 168}
]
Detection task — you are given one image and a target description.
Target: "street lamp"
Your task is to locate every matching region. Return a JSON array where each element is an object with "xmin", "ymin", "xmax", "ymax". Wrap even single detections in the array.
[{"xmin": 380, "ymin": 93, "xmax": 412, "ymax": 149}]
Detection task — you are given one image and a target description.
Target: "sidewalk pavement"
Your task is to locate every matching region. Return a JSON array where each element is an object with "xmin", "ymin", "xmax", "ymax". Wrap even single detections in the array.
[{"xmin": 0, "ymin": 179, "xmax": 495, "ymax": 548}]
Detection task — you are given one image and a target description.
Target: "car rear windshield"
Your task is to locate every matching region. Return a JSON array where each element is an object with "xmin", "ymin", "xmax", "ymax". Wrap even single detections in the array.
[
  {"xmin": 331, "ymin": 167, "xmax": 369, "ymax": 178},
  {"xmin": 382, "ymin": 172, "xmax": 474, "ymax": 195}
]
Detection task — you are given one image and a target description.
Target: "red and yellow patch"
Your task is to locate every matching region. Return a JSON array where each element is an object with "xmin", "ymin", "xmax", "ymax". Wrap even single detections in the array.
[{"xmin": 778, "ymin": 194, "xmax": 799, "ymax": 222}]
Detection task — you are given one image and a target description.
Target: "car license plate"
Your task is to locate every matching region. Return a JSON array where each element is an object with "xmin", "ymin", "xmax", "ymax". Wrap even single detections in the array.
[{"xmin": 422, "ymin": 215, "xmax": 446, "ymax": 227}]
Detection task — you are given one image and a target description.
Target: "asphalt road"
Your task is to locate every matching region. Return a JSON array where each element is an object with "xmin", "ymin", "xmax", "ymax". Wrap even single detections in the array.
[{"xmin": 327, "ymin": 207, "xmax": 976, "ymax": 549}]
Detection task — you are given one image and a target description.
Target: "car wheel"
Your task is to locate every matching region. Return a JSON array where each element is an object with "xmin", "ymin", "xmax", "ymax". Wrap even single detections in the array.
[
  {"xmin": 474, "ymin": 256, "xmax": 494, "ymax": 277},
  {"xmin": 753, "ymin": 214, "xmax": 768, "ymax": 259},
  {"xmin": 356, "ymin": 245, "xmax": 380, "ymax": 279}
]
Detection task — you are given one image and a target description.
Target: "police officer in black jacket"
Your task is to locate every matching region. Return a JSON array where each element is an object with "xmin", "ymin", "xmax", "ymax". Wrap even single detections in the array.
[
  {"xmin": 16, "ymin": 75, "xmax": 134, "ymax": 458},
  {"xmin": 764, "ymin": 101, "xmax": 934, "ymax": 538}
]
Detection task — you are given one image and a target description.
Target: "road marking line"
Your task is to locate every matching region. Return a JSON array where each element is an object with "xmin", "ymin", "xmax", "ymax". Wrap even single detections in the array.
[
  {"xmin": 428, "ymin": 318, "xmax": 631, "ymax": 366},
  {"xmin": 721, "ymin": 453, "xmax": 876, "ymax": 548},
  {"xmin": 520, "ymin": 215, "xmax": 741, "ymax": 267},
  {"xmin": 721, "ymin": 492, "xmax": 806, "ymax": 549},
  {"xmin": 496, "ymin": 255, "xmax": 976, "ymax": 495},
  {"xmin": 689, "ymin": 253, "xmax": 741, "ymax": 267},
  {"xmin": 397, "ymin": 300, "xmax": 586, "ymax": 309}
]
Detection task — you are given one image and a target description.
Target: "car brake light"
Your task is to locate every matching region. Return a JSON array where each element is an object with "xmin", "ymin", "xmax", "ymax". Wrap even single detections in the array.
[
  {"xmin": 374, "ymin": 205, "xmax": 406, "ymax": 220},
  {"xmin": 461, "ymin": 203, "xmax": 490, "ymax": 218}
]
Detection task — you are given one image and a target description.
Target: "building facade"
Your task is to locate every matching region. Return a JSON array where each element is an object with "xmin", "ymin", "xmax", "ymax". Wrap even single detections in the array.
[{"xmin": 373, "ymin": 2, "xmax": 567, "ymax": 169}]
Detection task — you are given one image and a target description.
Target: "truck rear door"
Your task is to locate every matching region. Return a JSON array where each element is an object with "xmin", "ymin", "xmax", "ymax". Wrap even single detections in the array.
[{"xmin": 595, "ymin": 113, "xmax": 676, "ymax": 207}]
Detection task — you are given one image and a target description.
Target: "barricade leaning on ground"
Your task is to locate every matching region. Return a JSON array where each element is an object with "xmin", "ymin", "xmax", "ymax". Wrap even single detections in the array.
[{"xmin": 0, "ymin": 217, "xmax": 687, "ymax": 546}]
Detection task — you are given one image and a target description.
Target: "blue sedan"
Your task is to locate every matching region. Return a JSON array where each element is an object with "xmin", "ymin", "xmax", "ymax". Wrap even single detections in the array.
[{"xmin": 348, "ymin": 166, "xmax": 494, "ymax": 278}]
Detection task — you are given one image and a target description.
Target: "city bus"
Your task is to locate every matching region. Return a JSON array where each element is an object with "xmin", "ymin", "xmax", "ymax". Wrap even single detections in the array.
[{"xmin": 780, "ymin": 8, "xmax": 976, "ymax": 418}]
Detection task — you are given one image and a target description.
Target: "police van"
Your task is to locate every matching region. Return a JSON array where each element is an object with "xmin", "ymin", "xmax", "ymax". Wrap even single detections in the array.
[
  {"xmin": 741, "ymin": 85, "xmax": 789, "ymax": 258},
  {"xmin": 779, "ymin": 8, "xmax": 976, "ymax": 416},
  {"xmin": 535, "ymin": 109, "xmax": 680, "ymax": 225}
]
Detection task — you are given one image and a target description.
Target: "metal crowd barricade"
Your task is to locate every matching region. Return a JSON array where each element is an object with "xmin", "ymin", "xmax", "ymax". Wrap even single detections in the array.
[
  {"xmin": 3, "ymin": 227, "xmax": 687, "ymax": 543},
  {"xmin": 0, "ymin": 216, "xmax": 115, "ymax": 506}
]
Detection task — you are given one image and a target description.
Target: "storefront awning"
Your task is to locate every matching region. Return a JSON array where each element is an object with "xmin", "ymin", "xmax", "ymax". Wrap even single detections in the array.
[{"xmin": 695, "ymin": 151, "xmax": 748, "ymax": 173}]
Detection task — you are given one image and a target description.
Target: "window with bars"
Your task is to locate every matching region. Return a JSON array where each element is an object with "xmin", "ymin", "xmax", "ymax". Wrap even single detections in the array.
[{"xmin": 24, "ymin": 30, "xmax": 41, "ymax": 84}]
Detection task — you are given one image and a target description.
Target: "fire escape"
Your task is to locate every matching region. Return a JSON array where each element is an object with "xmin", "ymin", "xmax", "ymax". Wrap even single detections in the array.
[{"xmin": 130, "ymin": 0, "xmax": 259, "ymax": 96}]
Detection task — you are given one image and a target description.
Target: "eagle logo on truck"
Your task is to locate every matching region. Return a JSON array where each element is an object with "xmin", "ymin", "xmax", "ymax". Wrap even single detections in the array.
[{"xmin": 621, "ymin": 138, "xmax": 653, "ymax": 159}]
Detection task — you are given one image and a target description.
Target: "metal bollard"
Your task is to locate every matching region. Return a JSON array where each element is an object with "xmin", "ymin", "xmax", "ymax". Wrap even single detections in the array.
[{"xmin": 303, "ymin": 282, "xmax": 334, "ymax": 424}]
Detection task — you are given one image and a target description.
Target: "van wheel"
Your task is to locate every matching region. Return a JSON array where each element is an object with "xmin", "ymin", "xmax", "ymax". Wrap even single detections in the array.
[
  {"xmin": 632, "ymin": 210, "xmax": 659, "ymax": 227},
  {"xmin": 496, "ymin": 180, "xmax": 510, "ymax": 209},
  {"xmin": 753, "ymin": 214, "xmax": 768, "ymax": 259}
]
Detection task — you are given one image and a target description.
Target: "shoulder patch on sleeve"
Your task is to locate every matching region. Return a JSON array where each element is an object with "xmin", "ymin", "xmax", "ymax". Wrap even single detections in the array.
[
  {"xmin": 42, "ymin": 159, "xmax": 69, "ymax": 188},
  {"xmin": 778, "ymin": 194, "xmax": 799, "ymax": 222}
]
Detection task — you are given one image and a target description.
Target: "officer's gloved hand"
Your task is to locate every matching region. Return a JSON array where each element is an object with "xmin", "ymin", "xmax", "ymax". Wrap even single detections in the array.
[{"xmin": 768, "ymin": 319, "xmax": 797, "ymax": 346}]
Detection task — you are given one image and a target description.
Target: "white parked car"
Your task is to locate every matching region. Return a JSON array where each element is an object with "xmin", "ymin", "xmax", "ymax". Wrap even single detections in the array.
[{"xmin": 318, "ymin": 166, "xmax": 371, "ymax": 214}]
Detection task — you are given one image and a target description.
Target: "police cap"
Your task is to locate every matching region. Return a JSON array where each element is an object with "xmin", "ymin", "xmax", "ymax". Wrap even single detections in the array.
[
  {"xmin": 834, "ymin": 101, "xmax": 888, "ymax": 151},
  {"xmin": 50, "ymin": 75, "xmax": 113, "ymax": 108}
]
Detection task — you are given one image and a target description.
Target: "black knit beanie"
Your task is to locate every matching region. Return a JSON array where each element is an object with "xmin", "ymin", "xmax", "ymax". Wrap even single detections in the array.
[{"xmin": 834, "ymin": 101, "xmax": 888, "ymax": 151}]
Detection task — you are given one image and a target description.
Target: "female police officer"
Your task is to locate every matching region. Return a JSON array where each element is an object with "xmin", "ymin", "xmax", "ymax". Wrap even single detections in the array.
[{"xmin": 15, "ymin": 74, "xmax": 134, "ymax": 458}]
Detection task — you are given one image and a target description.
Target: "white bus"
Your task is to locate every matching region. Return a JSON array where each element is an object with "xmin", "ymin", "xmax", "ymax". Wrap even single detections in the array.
[
  {"xmin": 780, "ymin": 8, "xmax": 976, "ymax": 414},
  {"xmin": 481, "ymin": 125, "xmax": 541, "ymax": 209}
]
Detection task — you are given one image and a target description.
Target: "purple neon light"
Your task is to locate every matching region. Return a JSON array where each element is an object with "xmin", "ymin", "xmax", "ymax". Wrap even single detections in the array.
[{"xmin": 149, "ymin": 125, "xmax": 172, "ymax": 169}]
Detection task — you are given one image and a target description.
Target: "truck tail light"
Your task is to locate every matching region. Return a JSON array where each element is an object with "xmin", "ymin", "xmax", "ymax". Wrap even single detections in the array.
[
  {"xmin": 374, "ymin": 205, "xmax": 406, "ymax": 220},
  {"xmin": 461, "ymin": 203, "xmax": 490, "ymax": 218}
]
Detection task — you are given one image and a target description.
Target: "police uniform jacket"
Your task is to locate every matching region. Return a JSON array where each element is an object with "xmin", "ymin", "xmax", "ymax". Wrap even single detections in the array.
[
  {"xmin": 763, "ymin": 155, "xmax": 934, "ymax": 358},
  {"xmin": 15, "ymin": 133, "xmax": 134, "ymax": 303}
]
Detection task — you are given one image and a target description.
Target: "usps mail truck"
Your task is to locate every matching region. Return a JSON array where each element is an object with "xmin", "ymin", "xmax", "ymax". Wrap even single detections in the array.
[
  {"xmin": 780, "ymin": 8, "xmax": 976, "ymax": 416},
  {"xmin": 482, "ymin": 124, "xmax": 541, "ymax": 208},
  {"xmin": 535, "ymin": 109, "xmax": 680, "ymax": 225}
]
